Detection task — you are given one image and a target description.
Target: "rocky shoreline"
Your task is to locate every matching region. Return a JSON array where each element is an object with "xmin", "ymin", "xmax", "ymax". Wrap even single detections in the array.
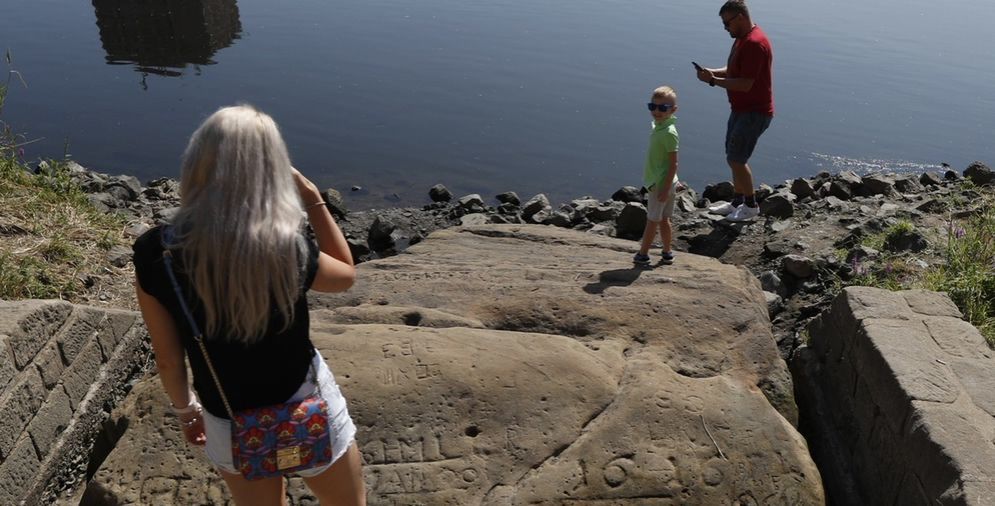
[
  {"xmin": 61, "ymin": 158, "xmax": 994, "ymax": 361},
  {"xmin": 5, "ymin": 158, "xmax": 993, "ymax": 504}
]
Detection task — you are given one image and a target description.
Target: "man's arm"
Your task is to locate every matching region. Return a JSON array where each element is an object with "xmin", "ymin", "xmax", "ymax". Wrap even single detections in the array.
[
  {"xmin": 711, "ymin": 76, "xmax": 755, "ymax": 92},
  {"xmin": 696, "ymin": 66, "xmax": 726, "ymax": 84},
  {"xmin": 696, "ymin": 65, "xmax": 750, "ymax": 90}
]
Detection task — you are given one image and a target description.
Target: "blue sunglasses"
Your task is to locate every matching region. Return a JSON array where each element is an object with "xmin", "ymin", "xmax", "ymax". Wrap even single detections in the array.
[{"xmin": 647, "ymin": 103, "xmax": 674, "ymax": 112}]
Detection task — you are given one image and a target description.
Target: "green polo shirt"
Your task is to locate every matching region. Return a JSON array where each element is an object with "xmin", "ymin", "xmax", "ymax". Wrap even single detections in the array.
[{"xmin": 643, "ymin": 116, "xmax": 679, "ymax": 190}]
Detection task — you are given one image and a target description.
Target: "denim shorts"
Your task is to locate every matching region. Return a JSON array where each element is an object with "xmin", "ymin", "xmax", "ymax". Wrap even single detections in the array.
[
  {"xmin": 725, "ymin": 112, "xmax": 772, "ymax": 164},
  {"xmin": 201, "ymin": 350, "xmax": 357, "ymax": 477}
]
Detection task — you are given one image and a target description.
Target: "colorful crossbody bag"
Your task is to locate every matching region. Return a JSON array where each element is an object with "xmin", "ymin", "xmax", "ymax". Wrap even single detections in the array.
[{"xmin": 161, "ymin": 234, "xmax": 334, "ymax": 480}]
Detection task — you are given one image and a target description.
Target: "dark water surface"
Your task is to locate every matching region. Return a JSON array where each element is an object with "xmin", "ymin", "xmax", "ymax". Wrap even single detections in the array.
[{"xmin": 2, "ymin": 0, "xmax": 994, "ymax": 208}]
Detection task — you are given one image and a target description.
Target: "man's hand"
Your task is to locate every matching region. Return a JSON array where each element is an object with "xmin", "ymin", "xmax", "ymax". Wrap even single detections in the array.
[{"xmin": 696, "ymin": 67, "xmax": 714, "ymax": 84}]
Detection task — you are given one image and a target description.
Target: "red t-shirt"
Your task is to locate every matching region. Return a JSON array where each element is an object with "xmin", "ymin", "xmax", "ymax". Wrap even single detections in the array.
[{"xmin": 727, "ymin": 25, "xmax": 774, "ymax": 115}]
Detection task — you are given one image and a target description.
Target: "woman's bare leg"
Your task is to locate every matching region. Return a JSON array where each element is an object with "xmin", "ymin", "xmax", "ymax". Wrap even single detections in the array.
[
  {"xmin": 301, "ymin": 442, "xmax": 366, "ymax": 506},
  {"xmin": 218, "ymin": 470, "xmax": 287, "ymax": 506}
]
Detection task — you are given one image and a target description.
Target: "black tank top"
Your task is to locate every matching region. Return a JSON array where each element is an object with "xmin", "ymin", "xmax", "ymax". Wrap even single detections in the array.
[{"xmin": 132, "ymin": 225, "xmax": 320, "ymax": 418}]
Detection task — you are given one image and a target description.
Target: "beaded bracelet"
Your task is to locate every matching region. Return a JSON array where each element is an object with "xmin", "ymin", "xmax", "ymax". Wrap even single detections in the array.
[{"xmin": 180, "ymin": 415, "xmax": 201, "ymax": 428}]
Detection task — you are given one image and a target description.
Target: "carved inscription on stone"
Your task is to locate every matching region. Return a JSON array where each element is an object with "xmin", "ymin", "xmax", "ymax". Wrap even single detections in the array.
[
  {"xmin": 361, "ymin": 433, "xmax": 449, "ymax": 465},
  {"xmin": 379, "ymin": 338, "xmax": 442, "ymax": 385},
  {"xmin": 365, "ymin": 459, "xmax": 485, "ymax": 495}
]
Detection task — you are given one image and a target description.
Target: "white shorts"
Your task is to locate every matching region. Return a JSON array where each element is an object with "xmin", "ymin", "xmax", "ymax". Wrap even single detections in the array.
[
  {"xmin": 201, "ymin": 351, "xmax": 357, "ymax": 477},
  {"xmin": 646, "ymin": 182, "xmax": 677, "ymax": 222}
]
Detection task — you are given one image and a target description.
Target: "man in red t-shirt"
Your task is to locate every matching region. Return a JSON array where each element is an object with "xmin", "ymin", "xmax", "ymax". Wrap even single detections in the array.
[{"xmin": 696, "ymin": 0, "xmax": 774, "ymax": 222}]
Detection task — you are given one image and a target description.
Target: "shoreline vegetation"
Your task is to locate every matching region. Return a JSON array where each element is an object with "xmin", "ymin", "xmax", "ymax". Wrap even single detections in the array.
[{"xmin": 1, "ymin": 79, "xmax": 993, "ymax": 347}]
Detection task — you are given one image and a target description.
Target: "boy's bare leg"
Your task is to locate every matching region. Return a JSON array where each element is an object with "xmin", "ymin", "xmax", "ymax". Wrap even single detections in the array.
[
  {"xmin": 638, "ymin": 220, "xmax": 658, "ymax": 254},
  {"xmin": 728, "ymin": 159, "xmax": 756, "ymax": 197},
  {"xmin": 659, "ymin": 218, "xmax": 672, "ymax": 253}
]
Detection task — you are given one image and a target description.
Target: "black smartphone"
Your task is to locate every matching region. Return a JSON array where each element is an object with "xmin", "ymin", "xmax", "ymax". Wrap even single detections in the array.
[{"xmin": 692, "ymin": 61, "xmax": 703, "ymax": 71}]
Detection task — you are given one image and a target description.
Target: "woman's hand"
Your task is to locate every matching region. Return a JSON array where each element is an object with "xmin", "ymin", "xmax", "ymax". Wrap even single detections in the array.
[
  {"xmin": 291, "ymin": 166, "xmax": 324, "ymax": 207},
  {"xmin": 178, "ymin": 413, "xmax": 207, "ymax": 446}
]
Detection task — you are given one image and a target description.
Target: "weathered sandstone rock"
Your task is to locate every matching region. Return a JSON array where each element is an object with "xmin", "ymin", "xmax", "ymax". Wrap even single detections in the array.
[
  {"xmin": 793, "ymin": 287, "xmax": 995, "ymax": 505},
  {"xmin": 87, "ymin": 225, "xmax": 823, "ymax": 504}
]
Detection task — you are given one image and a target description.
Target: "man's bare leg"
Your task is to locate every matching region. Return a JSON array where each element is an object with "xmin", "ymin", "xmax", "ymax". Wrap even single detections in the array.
[{"xmin": 727, "ymin": 159, "xmax": 755, "ymax": 198}]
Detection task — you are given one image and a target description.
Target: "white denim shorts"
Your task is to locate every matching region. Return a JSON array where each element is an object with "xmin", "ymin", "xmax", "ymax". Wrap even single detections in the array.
[{"xmin": 201, "ymin": 350, "xmax": 357, "ymax": 477}]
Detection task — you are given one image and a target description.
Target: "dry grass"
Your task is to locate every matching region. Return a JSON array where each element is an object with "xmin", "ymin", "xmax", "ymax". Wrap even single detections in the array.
[{"xmin": 0, "ymin": 156, "xmax": 135, "ymax": 307}]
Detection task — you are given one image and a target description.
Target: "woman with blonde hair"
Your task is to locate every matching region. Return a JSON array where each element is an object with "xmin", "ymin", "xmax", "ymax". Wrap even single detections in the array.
[{"xmin": 132, "ymin": 104, "xmax": 365, "ymax": 505}]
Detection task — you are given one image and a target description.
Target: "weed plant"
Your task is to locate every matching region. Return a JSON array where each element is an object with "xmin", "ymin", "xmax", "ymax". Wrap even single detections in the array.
[{"xmin": 921, "ymin": 201, "xmax": 995, "ymax": 344}]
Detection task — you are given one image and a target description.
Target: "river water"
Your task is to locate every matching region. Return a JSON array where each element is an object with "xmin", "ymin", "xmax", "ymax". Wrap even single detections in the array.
[{"xmin": 2, "ymin": 0, "xmax": 993, "ymax": 208}]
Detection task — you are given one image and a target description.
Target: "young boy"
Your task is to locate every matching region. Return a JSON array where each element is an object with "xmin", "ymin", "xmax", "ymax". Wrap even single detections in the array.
[{"xmin": 634, "ymin": 86, "xmax": 680, "ymax": 265}]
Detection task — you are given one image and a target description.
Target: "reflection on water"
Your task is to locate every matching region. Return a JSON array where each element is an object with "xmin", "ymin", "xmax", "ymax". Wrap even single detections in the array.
[
  {"xmin": 92, "ymin": 0, "xmax": 241, "ymax": 79},
  {"xmin": 810, "ymin": 153, "xmax": 946, "ymax": 178}
]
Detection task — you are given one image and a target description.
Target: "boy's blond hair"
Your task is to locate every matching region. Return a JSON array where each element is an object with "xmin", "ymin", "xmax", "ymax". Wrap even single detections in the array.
[{"xmin": 652, "ymin": 86, "xmax": 677, "ymax": 102}]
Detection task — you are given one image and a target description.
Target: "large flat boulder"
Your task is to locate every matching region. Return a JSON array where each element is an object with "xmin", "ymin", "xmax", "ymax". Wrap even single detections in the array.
[
  {"xmin": 314, "ymin": 225, "xmax": 797, "ymax": 420},
  {"xmin": 86, "ymin": 225, "xmax": 823, "ymax": 504}
]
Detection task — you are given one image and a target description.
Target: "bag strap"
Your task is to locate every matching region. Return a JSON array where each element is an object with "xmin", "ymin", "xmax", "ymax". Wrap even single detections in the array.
[
  {"xmin": 160, "ymin": 227, "xmax": 238, "ymax": 421},
  {"xmin": 159, "ymin": 226, "xmax": 322, "ymax": 421}
]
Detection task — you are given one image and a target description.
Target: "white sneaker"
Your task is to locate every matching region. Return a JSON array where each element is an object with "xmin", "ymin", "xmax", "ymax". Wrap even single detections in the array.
[
  {"xmin": 707, "ymin": 201, "xmax": 737, "ymax": 215},
  {"xmin": 727, "ymin": 204, "xmax": 760, "ymax": 222}
]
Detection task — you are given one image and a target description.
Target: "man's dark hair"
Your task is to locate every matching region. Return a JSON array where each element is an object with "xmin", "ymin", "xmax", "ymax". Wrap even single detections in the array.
[{"xmin": 719, "ymin": 0, "xmax": 750, "ymax": 18}]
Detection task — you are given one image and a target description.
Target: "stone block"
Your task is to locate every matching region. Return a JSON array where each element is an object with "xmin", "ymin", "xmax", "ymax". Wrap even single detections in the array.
[
  {"xmin": 0, "ymin": 435, "xmax": 42, "ymax": 506},
  {"xmin": 807, "ymin": 293, "xmax": 861, "ymax": 364},
  {"xmin": 849, "ymin": 379, "xmax": 877, "ymax": 446},
  {"xmin": 906, "ymin": 402, "xmax": 995, "ymax": 497},
  {"xmin": 56, "ymin": 307, "xmax": 103, "ymax": 364},
  {"xmin": 851, "ymin": 414, "xmax": 904, "ymax": 505},
  {"xmin": 0, "ymin": 368, "xmax": 45, "ymax": 459},
  {"xmin": 923, "ymin": 316, "xmax": 992, "ymax": 359},
  {"xmin": 61, "ymin": 340, "xmax": 105, "ymax": 409},
  {"xmin": 0, "ymin": 339, "xmax": 15, "ymax": 392},
  {"xmin": 810, "ymin": 287, "xmax": 995, "ymax": 506},
  {"xmin": 958, "ymin": 480, "xmax": 995, "ymax": 505},
  {"xmin": 27, "ymin": 386, "xmax": 72, "ymax": 457},
  {"xmin": 843, "ymin": 286, "xmax": 914, "ymax": 322},
  {"xmin": 33, "ymin": 340, "xmax": 66, "ymax": 390},
  {"xmin": 853, "ymin": 318, "xmax": 958, "ymax": 433},
  {"xmin": 903, "ymin": 290, "xmax": 963, "ymax": 318},
  {"xmin": 904, "ymin": 402, "xmax": 995, "ymax": 499},
  {"xmin": 894, "ymin": 472, "xmax": 931, "ymax": 506},
  {"xmin": 950, "ymin": 358, "xmax": 995, "ymax": 418},
  {"xmin": 99, "ymin": 309, "xmax": 138, "ymax": 360},
  {"xmin": 0, "ymin": 300, "xmax": 73, "ymax": 370},
  {"xmin": 863, "ymin": 319, "xmax": 958, "ymax": 403}
]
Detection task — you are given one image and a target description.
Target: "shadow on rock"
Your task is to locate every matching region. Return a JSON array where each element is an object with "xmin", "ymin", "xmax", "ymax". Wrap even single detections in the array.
[
  {"xmin": 583, "ymin": 267, "xmax": 646, "ymax": 294},
  {"xmin": 685, "ymin": 221, "xmax": 746, "ymax": 258}
]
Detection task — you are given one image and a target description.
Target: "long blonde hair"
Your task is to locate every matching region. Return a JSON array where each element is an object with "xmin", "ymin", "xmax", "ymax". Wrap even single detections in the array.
[{"xmin": 172, "ymin": 104, "xmax": 304, "ymax": 342}]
